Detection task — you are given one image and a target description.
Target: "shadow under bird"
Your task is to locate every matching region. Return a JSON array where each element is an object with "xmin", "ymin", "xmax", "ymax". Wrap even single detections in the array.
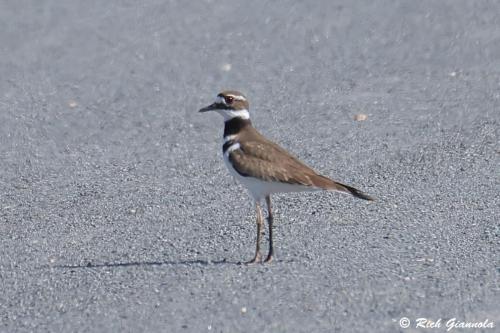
[{"xmin": 199, "ymin": 90, "xmax": 374, "ymax": 264}]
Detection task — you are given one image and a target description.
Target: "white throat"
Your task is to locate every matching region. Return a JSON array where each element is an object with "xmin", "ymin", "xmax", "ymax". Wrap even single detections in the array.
[{"xmin": 216, "ymin": 109, "xmax": 250, "ymax": 121}]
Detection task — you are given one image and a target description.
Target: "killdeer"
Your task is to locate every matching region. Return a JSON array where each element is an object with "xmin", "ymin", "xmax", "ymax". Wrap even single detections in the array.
[{"xmin": 199, "ymin": 90, "xmax": 374, "ymax": 264}]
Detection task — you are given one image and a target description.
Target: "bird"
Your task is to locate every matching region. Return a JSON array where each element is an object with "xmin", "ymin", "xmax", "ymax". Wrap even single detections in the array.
[{"xmin": 199, "ymin": 90, "xmax": 374, "ymax": 264}]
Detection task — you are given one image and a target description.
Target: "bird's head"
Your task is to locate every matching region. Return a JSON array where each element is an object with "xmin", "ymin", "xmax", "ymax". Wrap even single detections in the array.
[{"xmin": 199, "ymin": 90, "xmax": 250, "ymax": 121}]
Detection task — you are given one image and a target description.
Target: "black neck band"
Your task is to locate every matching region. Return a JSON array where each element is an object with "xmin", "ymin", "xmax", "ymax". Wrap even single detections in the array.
[{"xmin": 223, "ymin": 117, "xmax": 252, "ymax": 137}]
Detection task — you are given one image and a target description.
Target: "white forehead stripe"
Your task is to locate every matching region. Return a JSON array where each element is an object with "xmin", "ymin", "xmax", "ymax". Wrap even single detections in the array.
[
  {"xmin": 215, "ymin": 95, "xmax": 225, "ymax": 104},
  {"xmin": 226, "ymin": 94, "xmax": 246, "ymax": 101}
]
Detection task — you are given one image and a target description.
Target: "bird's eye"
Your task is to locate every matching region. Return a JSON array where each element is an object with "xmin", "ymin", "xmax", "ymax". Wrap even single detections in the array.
[{"xmin": 225, "ymin": 96, "xmax": 234, "ymax": 104}]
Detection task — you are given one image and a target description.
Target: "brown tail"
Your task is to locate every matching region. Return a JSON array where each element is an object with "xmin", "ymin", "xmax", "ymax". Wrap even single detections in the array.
[{"xmin": 312, "ymin": 175, "xmax": 375, "ymax": 201}]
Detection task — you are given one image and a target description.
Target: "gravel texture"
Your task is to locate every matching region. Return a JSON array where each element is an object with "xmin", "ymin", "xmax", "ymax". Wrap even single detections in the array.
[{"xmin": 1, "ymin": 1, "xmax": 499, "ymax": 332}]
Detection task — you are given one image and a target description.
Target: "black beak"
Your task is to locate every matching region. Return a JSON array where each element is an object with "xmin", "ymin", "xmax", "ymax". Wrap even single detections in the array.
[{"xmin": 199, "ymin": 103, "xmax": 220, "ymax": 113}]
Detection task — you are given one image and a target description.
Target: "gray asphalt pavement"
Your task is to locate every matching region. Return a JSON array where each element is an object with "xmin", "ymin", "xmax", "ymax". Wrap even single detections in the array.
[{"xmin": 1, "ymin": 1, "xmax": 499, "ymax": 332}]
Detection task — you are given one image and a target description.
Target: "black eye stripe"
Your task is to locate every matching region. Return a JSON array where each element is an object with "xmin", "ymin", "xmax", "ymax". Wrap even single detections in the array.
[{"xmin": 225, "ymin": 96, "xmax": 234, "ymax": 104}]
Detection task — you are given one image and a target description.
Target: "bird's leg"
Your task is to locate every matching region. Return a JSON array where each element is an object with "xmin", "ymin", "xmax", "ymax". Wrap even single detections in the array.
[
  {"xmin": 264, "ymin": 195, "xmax": 274, "ymax": 263},
  {"xmin": 246, "ymin": 201, "xmax": 263, "ymax": 264}
]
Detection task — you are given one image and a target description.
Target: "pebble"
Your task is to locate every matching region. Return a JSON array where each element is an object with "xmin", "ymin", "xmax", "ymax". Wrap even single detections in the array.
[{"xmin": 354, "ymin": 114, "xmax": 368, "ymax": 121}]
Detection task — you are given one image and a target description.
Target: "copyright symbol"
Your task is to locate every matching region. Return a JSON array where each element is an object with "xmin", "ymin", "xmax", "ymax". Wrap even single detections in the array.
[{"xmin": 399, "ymin": 317, "xmax": 410, "ymax": 328}]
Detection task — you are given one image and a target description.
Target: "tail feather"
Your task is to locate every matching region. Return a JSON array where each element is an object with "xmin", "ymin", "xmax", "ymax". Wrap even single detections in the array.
[
  {"xmin": 335, "ymin": 182, "xmax": 375, "ymax": 201},
  {"xmin": 312, "ymin": 175, "xmax": 375, "ymax": 201}
]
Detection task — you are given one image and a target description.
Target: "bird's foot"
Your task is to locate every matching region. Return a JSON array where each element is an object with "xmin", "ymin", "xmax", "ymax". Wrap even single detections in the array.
[
  {"xmin": 245, "ymin": 253, "xmax": 262, "ymax": 265},
  {"xmin": 264, "ymin": 254, "xmax": 273, "ymax": 263}
]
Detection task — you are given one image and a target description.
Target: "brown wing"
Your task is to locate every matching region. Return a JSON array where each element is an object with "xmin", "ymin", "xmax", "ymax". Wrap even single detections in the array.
[
  {"xmin": 228, "ymin": 139, "xmax": 321, "ymax": 186},
  {"xmin": 228, "ymin": 133, "xmax": 374, "ymax": 200},
  {"xmin": 229, "ymin": 140, "xmax": 374, "ymax": 200}
]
